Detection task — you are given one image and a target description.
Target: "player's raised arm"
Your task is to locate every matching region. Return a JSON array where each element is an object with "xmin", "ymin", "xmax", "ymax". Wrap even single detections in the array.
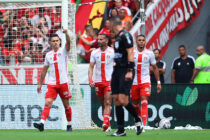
[
  {"xmin": 63, "ymin": 27, "xmax": 71, "ymax": 52},
  {"xmin": 37, "ymin": 65, "xmax": 49, "ymax": 94}
]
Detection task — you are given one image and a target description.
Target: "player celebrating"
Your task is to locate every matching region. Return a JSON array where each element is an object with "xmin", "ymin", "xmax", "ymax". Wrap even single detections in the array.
[
  {"xmin": 33, "ymin": 28, "xmax": 72, "ymax": 132},
  {"xmin": 88, "ymin": 34, "xmax": 114, "ymax": 131},
  {"xmin": 131, "ymin": 35, "xmax": 161, "ymax": 131},
  {"xmin": 108, "ymin": 16, "xmax": 143, "ymax": 136}
]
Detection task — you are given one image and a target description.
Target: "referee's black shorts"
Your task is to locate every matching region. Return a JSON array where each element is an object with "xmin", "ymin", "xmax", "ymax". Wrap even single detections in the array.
[{"xmin": 111, "ymin": 67, "xmax": 134, "ymax": 95}]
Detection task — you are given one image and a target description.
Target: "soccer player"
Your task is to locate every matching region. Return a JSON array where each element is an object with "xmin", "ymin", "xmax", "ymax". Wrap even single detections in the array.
[
  {"xmin": 131, "ymin": 35, "xmax": 161, "ymax": 131},
  {"xmin": 88, "ymin": 34, "xmax": 114, "ymax": 131},
  {"xmin": 108, "ymin": 16, "xmax": 143, "ymax": 136},
  {"xmin": 33, "ymin": 28, "xmax": 72, "ymax": 132}
]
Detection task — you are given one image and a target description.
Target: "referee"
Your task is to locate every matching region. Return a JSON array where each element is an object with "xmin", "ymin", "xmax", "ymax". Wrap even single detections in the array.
[{"xmin": 108, "ymin": 16, "xmax": 143, "ymax": 136}]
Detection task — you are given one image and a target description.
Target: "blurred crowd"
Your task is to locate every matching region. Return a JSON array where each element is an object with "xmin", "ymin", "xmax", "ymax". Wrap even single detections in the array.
[
  {"xmin": 0, "ymin": 6, "xmax": 62, "ymax": 65},
  {"xmin": 0, "ymin": 0, "xmax": 153, "ymax": 65}
]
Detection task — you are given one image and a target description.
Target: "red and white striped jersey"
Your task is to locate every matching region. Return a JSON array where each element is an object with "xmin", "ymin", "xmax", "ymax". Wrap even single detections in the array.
[
  {"xmin": 133, "ymin": 48, "xmax": 156, "ymax": 85},
  {"xmin": 90, "ymin": 47, "xmax": 115, "ymax": 83},
  {"xmin": 44, "ymin": 47, "xmax": 68, "ymax": 85}
]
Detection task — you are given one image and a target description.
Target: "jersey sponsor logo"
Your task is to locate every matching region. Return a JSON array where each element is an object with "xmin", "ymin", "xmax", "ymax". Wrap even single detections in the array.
[
  {"xmin": 126, "ymin": 36, "xmax": 131, "ymax": 44},
  {"xmin": 114, "ymin": 53, "xmax": 123, "ymax": 58},
  {"xmin": 115, "ymin": 42, "xmax": 119, "ymax": 49}
]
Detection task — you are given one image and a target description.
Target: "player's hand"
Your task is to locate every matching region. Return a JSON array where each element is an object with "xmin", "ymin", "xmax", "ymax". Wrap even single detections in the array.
[
  {"xmin": 62, "ymin": 27, "xmax": 68, "ymax": 34},
  {"xmin": 89, "ymin": 82, "xmax": 95, "ymax": 88},
  {"xmin": 125, "ymin": 71, "xmax": 133, "ymax": 81},
  {"xmin": 89, "ymin": 77, "xmax": 95, "ymax": 87},
  {"xmin": 157, "ymin": 84, "xmax": 161, "ymax": 94},
  {"xmin": 37, "ymin": 84, "xmax": 42, "ymax": 94}
]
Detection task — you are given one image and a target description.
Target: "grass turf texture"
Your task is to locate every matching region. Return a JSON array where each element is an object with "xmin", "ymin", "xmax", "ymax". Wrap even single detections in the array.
[{"xmin": 0, "ymin": 129, "xmax": 210, "ymax": 140}]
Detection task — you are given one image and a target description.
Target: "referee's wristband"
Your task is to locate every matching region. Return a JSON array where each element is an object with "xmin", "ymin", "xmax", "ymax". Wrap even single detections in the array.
[
  {"xmin": 157, "ymin": 81, "xmax": 161, "ymax": 84},
  {"xmin": 127, "ymin": 61, "xmax": 135, "ymax": 69}
]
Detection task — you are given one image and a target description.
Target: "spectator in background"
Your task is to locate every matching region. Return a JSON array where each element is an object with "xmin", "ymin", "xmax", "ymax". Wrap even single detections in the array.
[
  {"xmin": 100, "ymin": 19, "xmax": 111, "ymax": 36},
  {"xmin": 171, "ymin": 45, "xmax": 195, "ymax": 83},
  {"xmin": 29, "ymin": 28, "xmax": 48, "ymax": 51},
  {"xmin": 150, "ymin": 49, "xmax": 166, "ymax": 84},
  {"xmin": 30, "ymin": 7, "xmax": 51, "ymax": 30},
  {"xmin": 119, "ymin": 9, "xmax": 133, "ymax": 31},
  {"xmin": 78, "ymin": 25, "xmax": 94, "ymax": 62},
  {"xmin": 79, "ymin": 28, "xmax": 99, "ymax": 49},
  {"xmin": 22, "ymin": 40, "xmax": 32, "ymax": 64},
  {"xmin": 50, "ymin": 6, "xmax": 61, "ymax": 33},
  {"xmin": 9, "ymin": 32, "xmax": 23, "ymax": 65},
  {"xmin": 36, "ymin": 16, "xmax": 49, "ymax": 35},
  {"xmin": 33, "ymin": 44, "xmax": 44, "ymax": 64},
  {"xmin": 19, "ymin": 16, "xmax": 29, "ymax": 31},
  {"xmin": 110, "ymin": 8, "xmax": 118, "ymax": 18},
  {"xmin": 109, "ymin": 0, "xmax": 132, "ymax": 17},
  {"xmin": 191, "ymin": 45, "xmax": 210, "ymax": 83}
]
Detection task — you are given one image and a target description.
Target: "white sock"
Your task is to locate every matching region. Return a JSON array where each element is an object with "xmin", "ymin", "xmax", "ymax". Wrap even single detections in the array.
[
  {"xmin": 67, "ymin": 121, "xmax": 72, "ymax": 126},
  {"xmin": 40, "ymin": 119, "xmax": 45, "ymax": 124}
]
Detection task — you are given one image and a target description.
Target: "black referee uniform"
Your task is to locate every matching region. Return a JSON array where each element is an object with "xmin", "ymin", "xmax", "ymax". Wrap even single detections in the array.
[{"xmin": 111, "ymin": 30, "xmax": 134, "ymax": 95}]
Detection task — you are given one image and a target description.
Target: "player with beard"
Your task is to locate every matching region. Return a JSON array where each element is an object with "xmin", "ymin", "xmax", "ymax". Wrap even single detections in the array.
[
  {"xmin": 131, "ymin": 35, "xmax": 161, "ymax": 132},
  {"xmin": 88, "ymin": 34, "xmax": 114, "ymax": 131}
]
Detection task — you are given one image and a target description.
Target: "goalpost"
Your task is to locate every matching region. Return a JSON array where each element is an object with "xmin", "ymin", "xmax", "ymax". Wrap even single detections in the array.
[{"xmin": 0, "ymin": 0, "xmax": 95, "ymax": 129}]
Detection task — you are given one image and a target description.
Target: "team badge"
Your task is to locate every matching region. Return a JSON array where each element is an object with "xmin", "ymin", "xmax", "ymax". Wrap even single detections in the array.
[
  {"xmin": 58, "ymin": 53, "xmax": 61, "ymax": 57},
  {"xmin": 144, "ymin": 57, "xmax": 147, "ymax": 60},
  {"xmin": 107, "ymin": 55, "xmax": 110, "ymax": 59},
  {"xmin": 115, "ymin": 42, "xmax": 119, "ymax": 49}
]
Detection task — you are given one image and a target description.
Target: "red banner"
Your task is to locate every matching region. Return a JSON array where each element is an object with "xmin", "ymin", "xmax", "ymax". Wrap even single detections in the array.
[
  {"xmin": 0, "ymin": 67, "xmax": 43, "ymax": 85},
  {"xmin": 131, "ymin": 0, "xmax": 204, "ymax": 57}
]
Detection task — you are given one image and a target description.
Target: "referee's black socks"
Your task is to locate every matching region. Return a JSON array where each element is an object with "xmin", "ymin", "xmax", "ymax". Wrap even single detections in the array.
[
  {"xmin": 116, "ymin": 106, "xmax": 125, "ymax": 132},
  {"xmin": 125, "ymin": 103, "xmax": 141, "ymax": 123}
]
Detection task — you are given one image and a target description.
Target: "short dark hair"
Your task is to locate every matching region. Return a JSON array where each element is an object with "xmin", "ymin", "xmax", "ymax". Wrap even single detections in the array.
[
  {"xmin": 49, "ymin": 34, "xmax": 60, "ymax": 41},
  {"xmin": 85, "ymin": 25, "xmax": 92, "ymax": 31},
  {"xmin": 37, "ymin": 44, "xmax": 43, "ymax": 49},
  {"xmin": 153, "ymin": 48, "xmax": 161, "ymax": 54},
  {"xmin": 136, "ymin": 34, "xmax": 145, "ymax": 39},
  {"xmin": 109, "ymin": 16, "xmax": 122, "ymax": 26},
  {"xmin": 93, "ymin": 28, "xmax": 99, "ymax": 36},
  {"xmin": 179, "ymin": 45, "xmax": 186, "ymax": 49},
  {"xmin": 99, "ymin": 33, "xmax": 109, "ymax": 40}
]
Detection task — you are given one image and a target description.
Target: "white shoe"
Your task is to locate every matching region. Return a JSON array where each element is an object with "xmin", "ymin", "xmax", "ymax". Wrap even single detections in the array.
[
  {"xmin": 105, "ymin": 126, "xmax": 112, "ymax": 132},
  {"xmin": 142, "ymin": 128, "xmax": 145, "ymax": 133}
]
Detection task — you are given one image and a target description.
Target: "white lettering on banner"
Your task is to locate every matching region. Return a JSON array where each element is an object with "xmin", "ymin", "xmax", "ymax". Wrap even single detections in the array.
[
  {"xmin": 0, "ymin": 85, "xmax": 91, "ymax": 129},
  {"xmin": 148, "ymin": 104, "xmax": 173, "ymax": 122},
  {"xmin": 159, "ymin": 104, "xmax": 173, "ymax": 121},
  {"xmin": 130, "ymin": 0, "xmax": 204, "ymax": 57},
  {"xmin": 148, "ymin": 104, "xmax": 157, "ymax": 121},
  {"xmin": 0, "ymin": 67, "xmax": 43, "ymax": 84}
]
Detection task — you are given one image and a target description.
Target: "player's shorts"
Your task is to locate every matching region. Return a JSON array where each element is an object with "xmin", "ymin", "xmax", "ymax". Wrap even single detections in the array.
[
  {"xmin": 130, "ymin": 83, "xmax": 151, "ymax": 100},
  {"xmin": 95, "ymin": 82, "xmax": 111, "ymax": 98},
  {"xmin": 45, "ymin": 83, "xmax": 72, "ymax": 99},
  {"xmin": 111, "ymin": 67, "xmax": 134, "ymax": 95}
]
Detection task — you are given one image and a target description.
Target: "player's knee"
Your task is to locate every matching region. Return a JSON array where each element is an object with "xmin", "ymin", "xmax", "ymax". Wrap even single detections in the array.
[{"xmin": 45, "ymin": 101, "xmax": 53, "ymax": 108}]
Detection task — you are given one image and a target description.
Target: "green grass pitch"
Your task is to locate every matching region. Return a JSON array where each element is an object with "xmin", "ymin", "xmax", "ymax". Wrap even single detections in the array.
[{"xmin": 0, "ymin": 129, "xmax": 210, "ymax": 140}]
